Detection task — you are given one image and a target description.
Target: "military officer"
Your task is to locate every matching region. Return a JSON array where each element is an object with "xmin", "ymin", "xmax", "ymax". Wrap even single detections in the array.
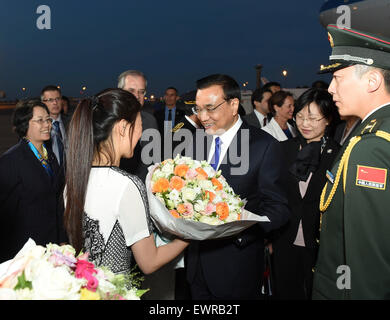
[{"xmin": 313, "ymin": 24, "xmax": 390, "ymax": 299}]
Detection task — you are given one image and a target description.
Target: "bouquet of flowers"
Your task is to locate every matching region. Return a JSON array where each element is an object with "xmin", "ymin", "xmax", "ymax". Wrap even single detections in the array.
[
  {"xmin": 0, "ymin": 239, "xmax": 148, "ymax": 300},
  {"xmin": 146, "ymin": 155, "xmax": 269, "ymax": 240}
]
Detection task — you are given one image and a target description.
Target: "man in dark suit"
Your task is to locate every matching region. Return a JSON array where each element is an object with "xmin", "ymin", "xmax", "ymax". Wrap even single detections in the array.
[
  {"xmin": 154, "ymin": 87, "xmax": 185, "ymax": 160},
  {"xmin": 41, "ymin": 85, "xmax": 70, "ymax": 167},
  {"xmin": 243, "ymin": 88, "xmax": 272, "ymax": 128},
  {"xmin": 186, "ymin": 74, "xmax": 290, "ymax": 299},
  {"xmin": 117, "ymin": 70, "xmax": 159, "ymax": 182}
]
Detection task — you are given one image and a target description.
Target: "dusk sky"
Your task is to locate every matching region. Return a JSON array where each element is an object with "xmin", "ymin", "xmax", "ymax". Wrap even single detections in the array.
[{"xmin": 0, "ymin": 1, "xmax": 332, "ymax": 100}]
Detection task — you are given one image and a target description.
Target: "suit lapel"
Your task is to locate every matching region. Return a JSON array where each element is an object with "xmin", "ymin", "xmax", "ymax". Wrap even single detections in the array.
[{"xmin": 21, "ymin": 141, "xmax": 55, "ymax": 186}]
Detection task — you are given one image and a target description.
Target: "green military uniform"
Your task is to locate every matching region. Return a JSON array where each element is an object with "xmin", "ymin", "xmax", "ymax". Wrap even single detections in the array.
[{"xmin": 313, "ymin": 25, "xmax": 390, "ymax": 299}]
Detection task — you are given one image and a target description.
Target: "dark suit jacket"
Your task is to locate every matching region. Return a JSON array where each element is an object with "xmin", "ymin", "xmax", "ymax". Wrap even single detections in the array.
[
  {"xmin": 0, "ymin": 140, "xmax": 67, "ymax": 262},
  {"xmin": 154, "ymin": 106, "xmax": 186, "ymax": 138},
  {"xmin": 186, "ymin": 122, "xmax": 290, "ymax": 299},
  {"xmin": 171, "ymin": 115, "xmax": 199, "ymax": 157},
  {"xmin": 243, "ymin": 111, "xmax": 262, "ymax": 128},
  {"xmin": 272, "ymin": 137, "xmax": 340, "ymax": 249}
]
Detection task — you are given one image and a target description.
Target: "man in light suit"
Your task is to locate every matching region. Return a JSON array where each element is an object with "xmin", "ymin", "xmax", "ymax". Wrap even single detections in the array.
[
  {"xmin": 243, "ymin": 88, "xmax": 272, "ymax": 128},
  {"xmin": 186, "ymin": 74, "xmax": 290, "ymax": 299}
]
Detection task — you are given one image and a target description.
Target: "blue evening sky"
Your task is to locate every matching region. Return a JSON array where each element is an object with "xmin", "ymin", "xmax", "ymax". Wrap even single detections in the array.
[{"xmin": 0, "ymin": 1, "xmax": 332, "ymax": 99}]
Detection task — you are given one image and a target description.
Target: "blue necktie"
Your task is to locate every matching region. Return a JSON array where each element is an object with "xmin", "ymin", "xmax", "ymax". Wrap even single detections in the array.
[
  {"xmin": 53, "ymin": 121, "xmax": 64, "ymax": 166},
  {"xmin": 211, "ymin": 137, "xmax": 221, "ymax": 171}
]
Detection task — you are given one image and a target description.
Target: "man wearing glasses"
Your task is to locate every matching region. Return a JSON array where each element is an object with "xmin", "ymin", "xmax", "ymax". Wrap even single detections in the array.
[
  {"xmin": 117, "ymin": 70, "xmax": 159, "ymax": 181},
  {"xmin": 41, "ymin": 85, "xmax": 70, "ymax": 167},
  {"xmin": 186, "ymin": 74, "xmax": 290, "ymax": 299}
]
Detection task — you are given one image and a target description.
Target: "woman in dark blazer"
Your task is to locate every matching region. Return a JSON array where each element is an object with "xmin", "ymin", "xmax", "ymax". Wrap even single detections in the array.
[
  {"xmin": 0, "ymin": 99, "xmax": 67, "ymax": 263},
  {"xmin": 271, "ymin": 88, "xmax": 340, "ymax": 300}
]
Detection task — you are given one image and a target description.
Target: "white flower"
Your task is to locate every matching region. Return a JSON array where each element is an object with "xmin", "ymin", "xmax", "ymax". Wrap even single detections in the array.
[
  {"xmin": 161, "ymin": 162, "xmax": 174, "ymax": 175},
  {"xmin": 15, "ymin": 288, "xmax": 33, "ymax": 300},
  {"xmin": 167, "ymin": 189, "xmax": 180, "ymax": 202},
  {"xmin": 123, "ymin": 288, "xmax": 140, "ymax": 300},
  {"xmin": 152, "ymin": 169, "xmax": 167, "ymax": 181},
  {"xmin": 194, "ymin": 200, "xmax": 207, "ymax": 213},
  {"xmin": 198, "ymin": 179, "xmax": 213, "ymax": 190},
  {"xmin": 199, "ymin": 216, "xmax": 223, "ymax": 225},
  {"xmin": 225, "ymin": 212, "xmax": 239, "ymax": 223},
  {"xmin": 181, "ymin": 187, "xmax": 197, "ymax": 202},
  {"xmin": 203, "ymin": 166, "xmax": 215, "ymax": 178},
  {"xmin": 31, "ymin": 262, "xmax": 83, "ymax": 300},
  {"xmin": 0, "ymin": 288, "xmax": 17, "ymax": 300}
]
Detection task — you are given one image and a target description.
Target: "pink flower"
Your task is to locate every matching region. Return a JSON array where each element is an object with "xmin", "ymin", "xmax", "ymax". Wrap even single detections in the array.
[
  {"xmin": 186, "ymin": 168, "xmax": 197, "ymax": 179},
  {"xmin": 183, "ymin": 203, "xmax": 193, "ymax": 214},
  {"xmin": 75, "ymin": 260, "xmax": 96, "ymax": 278},
  {"xmin": 84, "ymin": 272, "xmax": 99, "ymax": 292},
  {"xmin": 75, "ymin": 259, "xmax": 99, "ymax": 292},
  {"xmin": 205, "ymin": 203, "xmax": 216, "ymax": 216}
]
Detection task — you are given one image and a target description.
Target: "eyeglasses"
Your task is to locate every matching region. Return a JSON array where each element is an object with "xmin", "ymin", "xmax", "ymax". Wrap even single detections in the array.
[
  {"xmin": 42, "ymin": 97, "xmax": 61, "ymax": 103},
  {"xmin": 31, "ymin": 118, "xmax": 54, "ymax": 125},
  {"xmin": 128, "ymin": 88, "xmax": 146, "ymax": 97},
  {"xmin": 192, "ymin": 100, "xmax": 227, "ymax": 115},
  {"xmin": 294, "ymin": 114, "xmax": 325, "ymax": 125}
]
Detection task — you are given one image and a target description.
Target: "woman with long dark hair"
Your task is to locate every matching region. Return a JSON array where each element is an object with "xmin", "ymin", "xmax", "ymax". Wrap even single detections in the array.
[
  {"xmin": 64, "ymin": 88, "xmax": 188, "ymax": 279},
  {"xmin": 270, "ymin": 88, "xmax": 340, "ymax": 299}
]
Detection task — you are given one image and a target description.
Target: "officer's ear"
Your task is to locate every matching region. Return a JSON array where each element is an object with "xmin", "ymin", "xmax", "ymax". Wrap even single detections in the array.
[{"xmin": 366, "ymin": 68, "xmax": 383, "ymax": 93}]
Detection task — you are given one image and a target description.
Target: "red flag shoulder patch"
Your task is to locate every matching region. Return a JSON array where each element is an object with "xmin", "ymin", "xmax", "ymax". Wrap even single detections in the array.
[{"xmin": 356, "ymin": 165, "xmax": 387, "ymax": 190}]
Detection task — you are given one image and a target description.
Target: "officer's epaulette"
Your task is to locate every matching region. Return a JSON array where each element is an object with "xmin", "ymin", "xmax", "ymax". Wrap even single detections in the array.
[
  {"xmin": 360, "ymin": 119, "xmax": 382, "ymax": 135},
  {"xmin": 171, "ymin": 122, "xmax": 184, "ymax": 133}
]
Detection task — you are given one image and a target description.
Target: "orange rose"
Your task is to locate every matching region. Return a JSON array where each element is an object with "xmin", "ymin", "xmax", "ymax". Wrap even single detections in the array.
[
  {"xmin": 212, "ymin": 178, "xmax": 223, "ymax": 191},
  {"xmin": 170, "ymin": 210, "xmax": 181, "ymax": 218},
  {"xmin": 152, "ymin": 178, "xmax": 170, "ymax": 193},
  {"xmin": 174, "ymin": 164, "xmax": 189, "ymax": 177},
  {"xmin": 216, "ymin": 202, "xmax": 229, "ymax": 220},
  {"xmin": 169, "ymin": 176, "xmax": 185, "ymax": 191},
  {"xmin": 177, "ymin": 204, "xmax": 187, "ymax": 214},
  {"xmin": 203, "ymin": 190, "xmax": 216, "ymax": 202},
  {"xmin": 195, "ymin": 167, "xmax": 208, "ymax": 179}
]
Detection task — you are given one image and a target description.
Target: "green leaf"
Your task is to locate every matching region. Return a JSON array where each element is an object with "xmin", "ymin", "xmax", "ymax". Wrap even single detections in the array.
[
  {"xmin": 136, "ymin": 288, "xmax": 150, "ymax": 298},
  {"xmin": 14, "ymin": 272, "xmax": 32, "ymax": 290}
]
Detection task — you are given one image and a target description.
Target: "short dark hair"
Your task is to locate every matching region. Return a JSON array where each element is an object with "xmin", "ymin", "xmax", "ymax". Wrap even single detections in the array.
[
  {"xmin": 251, "ymin": 88, "xmax": 272, "ymax": 108},
  {"xmin": 262, "ymin": 82, "xmax": 281, "ymax": 91},
  {"xmin": 41, "ymin": 85, "xmax": 61, "ymax": 99},
  {"xmin": 196, "ymin": 74, "xmax": 241, "ymax": 101},
  {"xmin": 294, "ymin": 88, "xmax": 336, "ymax": 118},
  {"xmin": 294, "ymin": 88, "xmax": 339, "ymax": 134},
  {"xmin": 268, "ymin": 90, "xmax": 293, "ymax": 116},
  {"xmin": 165, "ymin": 87, "xmax": 178, "ymax": 95},
  {"xmin": 12, "ymin": 99, "xmax": 49, "ymax": 138},
  {"xmin": 311, "ymin": 80, "xmax": 329, "ymax": 90}
]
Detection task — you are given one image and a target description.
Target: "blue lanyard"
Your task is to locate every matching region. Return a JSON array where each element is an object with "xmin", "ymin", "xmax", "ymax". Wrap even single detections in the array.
[{"xmin": 26, "ymin": 140, "xmax": 54, "ymax": 177}]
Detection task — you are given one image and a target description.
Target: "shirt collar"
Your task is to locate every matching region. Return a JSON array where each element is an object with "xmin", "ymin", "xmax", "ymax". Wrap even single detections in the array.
[
  {"xmin": 361, "ymin": 102, "xmax": 390, "ymax": 122},
  {"xmin": 213, "ymin": 116, "xmax": 243, "ymax": 146}
]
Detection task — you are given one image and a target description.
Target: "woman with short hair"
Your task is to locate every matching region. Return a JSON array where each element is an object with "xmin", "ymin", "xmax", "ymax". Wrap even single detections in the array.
[
  {"xmin": 262, "ymin": 90, "xmax": 297, "ymax": 141},
  {"xmin": 271, "ymin": 88, "xmax": 340, "ymax": 299},
  {"xmin": 0, "ymin": 99, "xmax": 67, "ymax": 262}
]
